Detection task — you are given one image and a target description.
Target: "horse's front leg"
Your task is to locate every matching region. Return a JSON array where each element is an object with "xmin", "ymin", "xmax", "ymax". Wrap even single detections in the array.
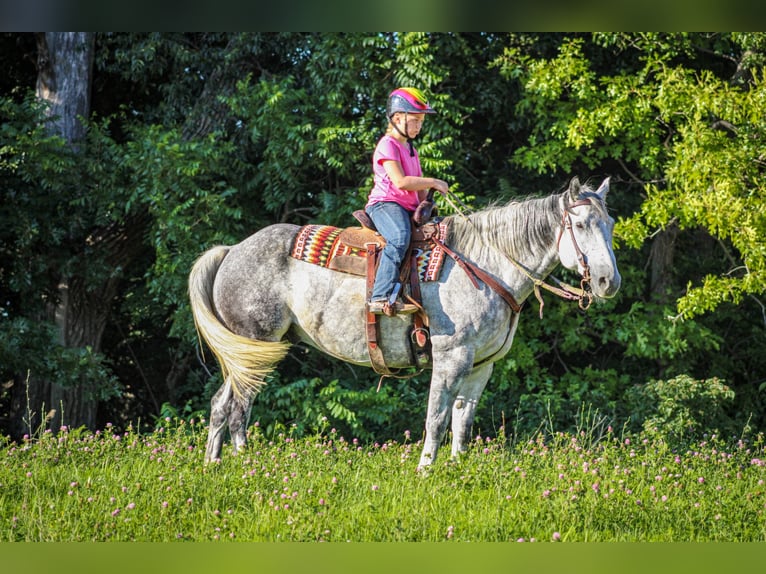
[
  {"xmin": 450, "ymin": 363, "xmax": 493, "ymax": 458},
  {"xmin": 418, "ymin": 349, "xmax": 474, "ymax": 469}
]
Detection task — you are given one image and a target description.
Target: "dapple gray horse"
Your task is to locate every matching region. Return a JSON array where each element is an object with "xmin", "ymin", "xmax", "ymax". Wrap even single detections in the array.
[{"xmin": 189, "ymin": 177, "xmax": 621, "ymax": 468}]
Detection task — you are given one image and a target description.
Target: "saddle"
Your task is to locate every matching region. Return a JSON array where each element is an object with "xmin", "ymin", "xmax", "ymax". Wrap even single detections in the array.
[
  {"xmin": 350, "ymin": 210, "xmax": 441, "ymax": 376},
  {"xmin": 290, "ymin": 213, "xmax": 447, "ymax": 377},
  {"xmin": 334, "ymin": 211, "xmax": 442, "ymax": 273}
]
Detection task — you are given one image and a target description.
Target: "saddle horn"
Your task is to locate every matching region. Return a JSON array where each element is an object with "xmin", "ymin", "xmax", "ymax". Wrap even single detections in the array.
[{"xmin": 413, "ymin": 188, "xmax": 436, "ymax": 226}]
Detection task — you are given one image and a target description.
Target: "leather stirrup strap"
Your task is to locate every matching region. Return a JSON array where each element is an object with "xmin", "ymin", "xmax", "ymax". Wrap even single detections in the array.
[
  {"xmin": 365, "ymin": 243, "xmax": 394, "ymax": 375},
  {"xmin": 409, "ymin": 252, "xmax": 429, "ymax": 349}
]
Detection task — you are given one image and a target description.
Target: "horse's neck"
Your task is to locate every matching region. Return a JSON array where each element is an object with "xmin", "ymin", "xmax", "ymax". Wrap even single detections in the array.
[{"xmin": 448, "ymin": 196, "xmax": 563, "ymax": 291}]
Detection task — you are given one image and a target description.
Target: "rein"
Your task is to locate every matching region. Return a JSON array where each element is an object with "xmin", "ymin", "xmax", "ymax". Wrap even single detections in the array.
[
  {"xmin": 441, "ymin": 191, "xmax": 594, "ymax": 318},
  {"xmin": 430, "ymin": 235, "xmax": 522, "ymax": 313}
]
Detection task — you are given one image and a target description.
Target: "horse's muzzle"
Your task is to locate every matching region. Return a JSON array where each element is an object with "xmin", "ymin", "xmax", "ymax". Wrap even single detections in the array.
[{"xmin": 594, "ymin": 270, "xmax": 621, "ymax": 299}]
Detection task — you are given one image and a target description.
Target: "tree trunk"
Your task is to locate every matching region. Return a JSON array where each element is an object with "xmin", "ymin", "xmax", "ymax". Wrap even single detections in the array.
[
  {"xmin": 180, "ymin": 34, "xmax": 244, "ymax": 142},
  {"xmin": 36, "ymin": 33, "xmax": 93, "ymax": 144},
  {"xmin": 34, "ymin": 32, "xmax": 99, "ymax": 431},
  {"xmin": 15, "ymin": 33, "xmax": 265, "ymax": 434},
  {"xmin": 647, "ymin": 221, "xmax": 679, "ymax": 378},
  {"xmin": 649, "ymin": 221, "xmax": 679, "ymax": 306}
]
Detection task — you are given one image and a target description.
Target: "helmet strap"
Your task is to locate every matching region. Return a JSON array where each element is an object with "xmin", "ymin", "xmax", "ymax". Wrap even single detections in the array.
[{"xmin": 389, "ymin": 112, "xmax": 415, "ymax": 157}]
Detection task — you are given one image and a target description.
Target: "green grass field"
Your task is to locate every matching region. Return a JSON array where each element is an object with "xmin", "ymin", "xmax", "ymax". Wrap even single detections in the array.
[{"xmin": 2, "ymin": 419, "xmax": 764, "ymax": 542}]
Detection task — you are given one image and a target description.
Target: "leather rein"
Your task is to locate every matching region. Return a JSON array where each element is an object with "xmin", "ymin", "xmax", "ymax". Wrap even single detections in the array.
[{"xmin": 435, "ymin": 194, "xmax": 595, "ymax": 318}]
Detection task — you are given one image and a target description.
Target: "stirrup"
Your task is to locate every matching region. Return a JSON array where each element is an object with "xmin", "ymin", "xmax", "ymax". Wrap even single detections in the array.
[{"xmin": 367, "ymin": 300, "xmax": 418, "ymax": 316}]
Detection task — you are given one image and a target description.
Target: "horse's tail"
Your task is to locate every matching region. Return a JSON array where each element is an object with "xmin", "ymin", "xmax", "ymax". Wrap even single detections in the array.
[{"xmin": 188, "ymin": 246, "xmax": 290, "ymax": 399}]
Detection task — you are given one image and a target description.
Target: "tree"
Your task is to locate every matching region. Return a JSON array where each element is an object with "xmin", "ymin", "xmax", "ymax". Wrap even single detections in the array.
[
  {"xmin": 498, "ymin": 32, "xmax": 766, "ymax": 319},
  {"xmin": 2, "ymin": 33, "xmax": 764, "ymax": 442},
  {"xmin": 31, "ymin": 33, "xmax": 101, "ymax": 431},
  {"xmin": 487, "ymin": 32, "xmax": 766, "ymax": 430},
  {"xmin": 1, "ymin": 33, "xmax": 252, "ymax": 435}
]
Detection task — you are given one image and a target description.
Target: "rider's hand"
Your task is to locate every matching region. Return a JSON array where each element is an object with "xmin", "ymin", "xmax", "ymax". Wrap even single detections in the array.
[{"xmin": 432, "ymin": 179, "xmax": 449, "ymax": 196}]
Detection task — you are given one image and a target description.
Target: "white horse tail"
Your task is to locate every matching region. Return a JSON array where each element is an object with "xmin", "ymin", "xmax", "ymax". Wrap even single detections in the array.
[{"xmin": 188, "ymin": 246, "xmax": 290, "ymax": 399}]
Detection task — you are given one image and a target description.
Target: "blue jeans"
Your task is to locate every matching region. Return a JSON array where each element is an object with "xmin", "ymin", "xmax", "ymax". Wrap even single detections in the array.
[{"xmin": 366, "ymin": 201, "xmax": 412, "ymax": 301}]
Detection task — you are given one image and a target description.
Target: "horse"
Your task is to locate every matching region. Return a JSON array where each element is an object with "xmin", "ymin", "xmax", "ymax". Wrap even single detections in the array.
[{"xmin": 189, "ymin": 176, "xmax": 621, "ymax": 468}]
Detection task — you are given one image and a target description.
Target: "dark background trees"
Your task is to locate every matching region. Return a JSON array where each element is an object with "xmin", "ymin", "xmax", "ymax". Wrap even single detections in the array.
[{"xmin": 1, "ymin": 32, "xmax": 764, "ymax": 444}]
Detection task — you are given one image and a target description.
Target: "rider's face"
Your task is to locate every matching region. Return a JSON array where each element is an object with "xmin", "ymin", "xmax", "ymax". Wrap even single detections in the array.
[{"xmin": 394, "ymin": 112, "xmax": 425, "ymax": 137}]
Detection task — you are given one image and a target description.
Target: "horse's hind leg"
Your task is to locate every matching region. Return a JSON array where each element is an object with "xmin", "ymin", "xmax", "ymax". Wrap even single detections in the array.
[
  {"xmin": 228, "ymin": 393, "xmax": 255, "ymax": 455},
  {"xmin": 450, "ymin": 363, "xmax": 493, "ymax": 458},
  {"xmin": 205, "ymin": 378, "xmax": 234, "ymax": 463},
  {"xmin": 204, "ymin": 378, "xmax": 256, "ymax": 462}
]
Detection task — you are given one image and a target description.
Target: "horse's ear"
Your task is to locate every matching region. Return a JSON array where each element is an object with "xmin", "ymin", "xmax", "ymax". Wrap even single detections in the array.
[
  {"xmin": 594, "ymin": 177, "xmax": 611, "ymax": 201},
  {"xmin": 568, "ymin": 176, "xmax": 581, "ymax": 202}
]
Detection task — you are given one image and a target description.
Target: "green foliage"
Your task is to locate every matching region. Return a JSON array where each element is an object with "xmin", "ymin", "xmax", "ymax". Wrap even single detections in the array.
[
  {"xmin": 626, "ymin": 375, "xmax": 737, "ymax": 443},
  {"xmin": 1, "ymin": 91, "xmax": 245, "ymax": 409},
  {"xmin": 496, "ymin": 32, "xmax": 766, "ymax": 319},
  {"xmin": 154, "ymin": 401, "xmax": 207, "ymax": 432},
  {"xmin": 0, "ymin": 93, "xmax": 79, "ymax": 289},
  {"xmin": 2, "ymin": 33, "xmax": 765, "ymax": 445},
  {"xmin": 0, "ymin": 315, "xmax": 119, "ymax": 400},
  {"xmin": 248, "ymin": 375, "xmax": 394, "ymax": 441},
  {"xmin": 220, "ymin": 32, "xmax": 463, "ymax": 227},
  {"xmin": 117, "ymin": 123, "xmax": 246, "ymax": 340},
  {"xmin": 612, "ymin": 301, "xmax": 722, "ymax": 364},
  {"xmin": 246, "ymin": 345, "xmax": 429, "ymax": 442},
  {"xmin": 0, "ymin": 94, "xmax": 122, "ymax": 401}
]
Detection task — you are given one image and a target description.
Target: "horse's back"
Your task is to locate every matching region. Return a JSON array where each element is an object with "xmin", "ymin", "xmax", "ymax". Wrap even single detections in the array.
[
  {"xmin": 213, "ymin": 223, "xmax": 300, "ymax": 341},
  {"xmin": 224, "ymin": 223, "xmax": 300, "ymax": 276}
]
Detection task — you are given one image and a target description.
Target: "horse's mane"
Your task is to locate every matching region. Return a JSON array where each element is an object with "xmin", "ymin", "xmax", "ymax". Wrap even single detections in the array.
[
  {"xmin": 445, "ymin": 185, "xmax": 608, "ymax": 261},
  {"xmin": 446, "ymin": 193, "xmax": 562, "ymax": 261}
]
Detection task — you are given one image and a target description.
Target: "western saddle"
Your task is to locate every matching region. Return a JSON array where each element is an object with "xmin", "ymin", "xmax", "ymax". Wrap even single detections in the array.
[{"xmin": 349, "ymin": 209, "xmax": 438, "ymax": 377}]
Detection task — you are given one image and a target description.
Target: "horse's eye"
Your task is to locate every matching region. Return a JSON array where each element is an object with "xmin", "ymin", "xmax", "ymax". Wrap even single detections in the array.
[{"xmin": 575, "ymin": 222, "xmax": 585, "ymax": 230}]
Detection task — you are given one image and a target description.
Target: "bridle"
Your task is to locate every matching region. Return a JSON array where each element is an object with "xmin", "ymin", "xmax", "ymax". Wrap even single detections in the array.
[
  {"xmin": 440, "ymin": 191, "xmax": 596, "ymax": 317},
  {"xmin": 508, "ymin": 197, "xmax": 595, "ymax": 317},
  {"xmin": 556, "ymin": 199, "xmax": 594, "ymax": 308}
]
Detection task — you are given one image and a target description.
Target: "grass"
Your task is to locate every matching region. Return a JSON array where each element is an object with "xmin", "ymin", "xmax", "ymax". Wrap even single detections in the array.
[{"xmin": 1, "ymin": 419, "xmax": 765, "ymax": 542}]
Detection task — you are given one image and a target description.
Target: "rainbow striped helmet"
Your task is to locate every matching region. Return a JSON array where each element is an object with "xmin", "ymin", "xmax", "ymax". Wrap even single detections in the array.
[{"xmin": 386, "ymin": 87, "xmax": 436, "ymax": 117}]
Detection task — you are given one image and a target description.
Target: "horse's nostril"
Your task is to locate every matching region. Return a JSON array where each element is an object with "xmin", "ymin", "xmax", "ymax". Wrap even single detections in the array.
[{"xmin": 598, "ymin": 274, "xmax": 621, "ymax": 296}]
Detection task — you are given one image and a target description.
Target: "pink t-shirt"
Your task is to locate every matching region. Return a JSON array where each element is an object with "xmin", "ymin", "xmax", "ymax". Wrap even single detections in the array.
[{"xmin": 366, "ymin": 135, "xmax": 422, "ymax": 212}]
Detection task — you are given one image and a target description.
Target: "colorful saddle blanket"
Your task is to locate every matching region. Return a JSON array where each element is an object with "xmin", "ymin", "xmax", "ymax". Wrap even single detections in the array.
[{"xmin": 290, "ymin": 223, "xmax": 448, "ymax": 282}]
